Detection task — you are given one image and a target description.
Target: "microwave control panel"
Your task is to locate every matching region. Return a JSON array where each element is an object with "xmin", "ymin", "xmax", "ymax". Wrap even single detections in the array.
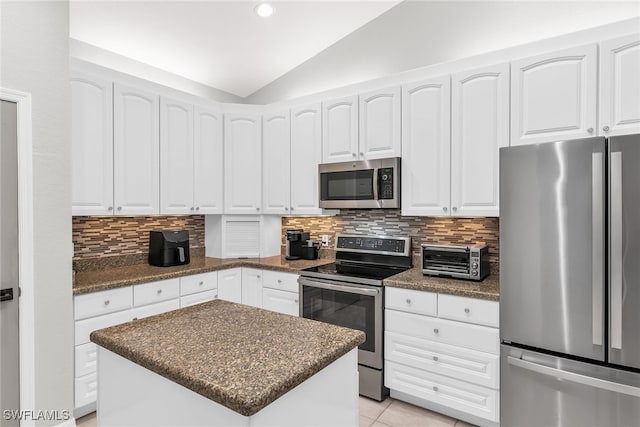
[{"xmin": 378, "ymin": 168, "xmax": 394, "ymax": 199}]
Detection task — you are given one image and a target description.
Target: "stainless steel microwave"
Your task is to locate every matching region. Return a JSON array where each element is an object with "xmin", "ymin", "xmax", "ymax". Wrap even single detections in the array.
[{"xmin": 319, "ymin": 157, "xmax": 400, "ymax": 209}]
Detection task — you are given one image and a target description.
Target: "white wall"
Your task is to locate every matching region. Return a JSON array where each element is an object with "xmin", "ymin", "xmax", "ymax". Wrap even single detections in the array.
[
  {"xmin": 0, "ymin": 1, "xmax": 73, "ymax": 424},
  {"xmin": 245, "ymin": 0, "xmax": 640, "ymax": 104}
]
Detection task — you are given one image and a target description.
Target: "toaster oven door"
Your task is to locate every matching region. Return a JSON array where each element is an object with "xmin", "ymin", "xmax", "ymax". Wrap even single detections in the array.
[{"xmin": 422, "ymin": 246, "xmax": 471, "ymax": 276}]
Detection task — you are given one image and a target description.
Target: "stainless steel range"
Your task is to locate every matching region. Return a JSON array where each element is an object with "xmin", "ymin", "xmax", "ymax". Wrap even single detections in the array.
[{"xmin": 299, "ymin": 234, "xmax": 412, "ymax": 401}]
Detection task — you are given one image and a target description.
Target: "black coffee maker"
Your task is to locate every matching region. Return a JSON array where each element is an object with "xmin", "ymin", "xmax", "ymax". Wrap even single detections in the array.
[{"xmin": 285, "ymin": 229, "xmax": 310, "ymax": 260}]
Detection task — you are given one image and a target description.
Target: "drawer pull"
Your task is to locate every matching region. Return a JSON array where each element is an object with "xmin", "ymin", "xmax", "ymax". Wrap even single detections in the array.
[
  {"xmin": 432, "ymin": 386, "xmax": 439, "ymax": 392},
  {"xmin": 103, "ymin": 300, "xmax": 110, "ymax": 306},
  {"xmin": 433, "ymin": 356, "xmax": 439, "ymax": 362},
  {"xmin": 433, "ymin": 328, "xmax": 439, "ymax": 334},
  {"xmin": 199, "ymin": 281, "xmax": 204, "ymax": 286},
  {"xmin": 406, "ymin": 298, "xmax": 412, "ymax": 305},
  {"xmin": 257, "ymin": 275, "xmax": 261, "ymax": 279},
  {"xmin": 464, "ymin": 308, "xmax": 470, "ymax": 314},
  {"xmin": 277, "ymin": 279, "xmax": 282, "ymax": 284},
  {"xmin": 157, "ymin": 289, "xmax": 163, "ymax": 295},
  {"xmin": 132, "ymin": 317, "xmax": 138, "ymax": 321},
  {"xmin": 214, "ymin": 294, "xmax": 218, "ymax": 298},
  {"xmin": 294, "ymin": 299, "xmax": 299, "ymax": 303}
]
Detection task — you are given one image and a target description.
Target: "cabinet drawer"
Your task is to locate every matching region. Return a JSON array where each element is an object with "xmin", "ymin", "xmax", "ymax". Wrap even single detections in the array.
[
  {"xmin": 75, "ymin": 372, "xmax": 97, "ymax": 409},
  {"xmin": 74, "ymin": 287, "xmax": 133, "ymax": 320},
  {"xmin": 180, "ymin": 290, "xmax": 218, "ymax": 308},
  {"xmin": 386, "ymin": 309, "xmax": 499, "ymax": 354},
  {"xmin": 262, "ymin": 288, "xmax": 299, "ymax": 316},
  {"xmin": 386, "ymin": 287, "xmax": 437, "ymax": 316},
  {"xmin": 385, "ymin": 361, "xmax": 499, "ymax": 422},
  {"xmin": 129, "ymin": 299, "xmax": 179, "ymax": 320},
  {"xmin": 262, "ymin": 270, "xmax": 299, "ymax": 293},
  {"xmin": 438, "ymin": 294, "xmax": 499, "ymax": 327},
  {"xmin": 385, "ymin": 331, "xmax": 499, "ymax": 389},
  {"xmin": 180, "ymin": 272, "xmax": 217, "ymax": 296},
  {"xmin": 75, "ymin": 342, "xmax": 98, "ymax": 378},
  {"xmin": 75, "ymin": 308, "xmax": 135, "ymax": 345},
  {"xmin": 133, "ymin": 278, "xmax": 180, "ymax": 306}
]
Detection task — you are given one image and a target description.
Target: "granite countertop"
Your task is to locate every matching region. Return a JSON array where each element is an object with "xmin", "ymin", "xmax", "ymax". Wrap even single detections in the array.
[
  {"xmin": 73, "ymin": 255, "xmax": 333, "ymax": 295},
  {"xmin": 90, "ymin": 299, "xmax": 365, "ymax": 416},
  {"xmin": 384, "ymin": 267, "xmax": 500, "ymax": 301}
]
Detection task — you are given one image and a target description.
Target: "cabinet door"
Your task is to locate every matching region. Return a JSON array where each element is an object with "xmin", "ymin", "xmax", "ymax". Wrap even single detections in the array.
[
  {"xmin": 511, "ymin": 44, "xmax": 597, "ymax": 145},
  {"xmin": 290, "ymin": 103, "xmax": 323, "ymax": 215},
  {"xmin": 262, "ymin": 288, "xmax": 299, "ymax": 316},
  {"xmin": 217, "ymin": 268, "xmax": 242, "ymax": 303},
  {"xmin": 359, "ymin": 86, "xmax": 401, "ymax": 160},
  {"xmin": 241, "ymin": 268, "xmax": 263, "ymax": 308},
  {"xmin": 451, "ymin": 63, "xmax": 509, "ymax": 217},
  {"xmin": 401, "ymin": 76, "xmax": 450, "ymax": 216},
  {"xmin": 71, "ymin": 72, "xmax": 113, "ymax": 216},
  {"xmin": 322, "ymin": 95, "xmax": 358, "ymax": 163},
  {"xmin": 160, "ymin": 97, "xmax": 194, "ymax": 215},
  {"xmin": 262, "ymin": 109, "xmax": 291, "ymax": 214},
  {"xmin": 113, "ymin": 83, "xmax": 160, "ymax": 215},
  {"xmin": 194, "ymin": 104, "xmax": 223, "ymax": 214},
  {"xmin": 224, "ymin": 113, "xmax": 262, "ymax": 214},
  {"xmin": 600, "ymin": 34, "xmax": 640, "ymax": 137}
]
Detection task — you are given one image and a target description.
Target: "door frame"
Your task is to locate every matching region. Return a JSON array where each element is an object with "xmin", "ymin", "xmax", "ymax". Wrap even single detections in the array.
[{"xmin": 1, "ymin": 88, "xmax": 35, "ymax": 426}]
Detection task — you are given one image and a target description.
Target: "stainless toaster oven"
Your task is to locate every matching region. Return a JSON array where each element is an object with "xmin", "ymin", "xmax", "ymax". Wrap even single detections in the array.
[{"xmin": 422, "ymin": 244, "xmax": 489, "ymax": 281}]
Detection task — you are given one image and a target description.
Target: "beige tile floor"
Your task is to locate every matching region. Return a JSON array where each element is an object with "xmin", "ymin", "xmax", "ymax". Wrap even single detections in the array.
[{"xmin": 76, "ymin": 397, "xmax": 476, "ymax": 427}]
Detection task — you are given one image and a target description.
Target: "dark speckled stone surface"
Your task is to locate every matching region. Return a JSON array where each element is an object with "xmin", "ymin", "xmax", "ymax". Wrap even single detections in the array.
[
  {"xmin": 90, "ymin": 299, "xmax": 365, "ymax": 416},
  {"xmin": 73, "ymin": 256, "xmax": 332, "ymax": 295},
  {"xmin": 384, "ymin": 267, "xmax": 499, "ymax": 301}
]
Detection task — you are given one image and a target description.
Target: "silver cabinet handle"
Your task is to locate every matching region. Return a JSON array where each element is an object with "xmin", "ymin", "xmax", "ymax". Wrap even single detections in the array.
[
  {"xmin": 290, "ymin": 207, "xmax": 294, "ymax": 211},
  {"xmin": 352, "ymin": 153, "xmax": 356, "ymax": 157},
  {"xmin": 432, "ymin": 386, "xmax": 438, "ymax": 392},
  {"xmin": 406, "ymin": 298, "xmax": 412, "ymax": 305},
  {"xmin": 603, "ymin": 125, "xmax": 610, "ymax": 132},
  {"xmin": 199, "ymin": 281, "xmax": 204, "ymax": 286},
  {"xmin": 587, "ymin": 127, "xmax": 594, "ymax": 133},
  {"xmin": 464, "ymin": 308, "xmax": 470, "ymax": 314},
  {"xmin": 195, "ymin": 206, "xmax": 200, "ymax": 211},
  {"xmin": 108, "ymin": 206, "xmax": 113, "ymax": 211},
  {"xmin": 433, "ymin": 328, "xmax": 439, "ymax": 334},
  {"xmin": 294, "ymin": 299, "xmax": 299, "ymax": 303},
  {"xmin": 507, "ymin": 356, "xmax": 640, "ymax": 397},
  {"xmin": 359, "ymin": 152, "xmax": 364, "ymax": 157},
  {"xmin": 157, "ymin": 289, "xmax": 162, "ymax": 295},
  {"xmin": 257, "ymin": 275, "xmax": 261, "ymax": 279},
  {"xmin": 452, "ymin": 207, "xmax": 458, "ymax": 212},
  {"xmin": 610, "ymin": 151, "xmax": 623, "ymax": 349},
  {"xmin": 592, "ymin": 152, "xmax": 604, "ymax": 346},
  {"xmin": 442, "ymin": 206, "xmax": 447, "ymax": 212},
  {"xmin": 277, "ymin": 279, "xmax": 282, "ymax": 284},
  {"xmin": 214, "ymin": 294, "xmax": 218, "ymax": 298},
  {"xmin": 432, "ymin": 356, "xmax": 438, "ymax": 361},
  {"xmin": 256, "ymin": 207, "xmax": 260, "ymax": 211},
  {"xmin": 117, "ymin": 206, "xmax": 122, "ymax": 211},
  {"xmin": 284, "ymin": 207, "xmax": 289, "ymax": 211},
  {"xmin": 190, "ymin": 207, "xmax": 194, "ymax": 211},
  {"xmin": 132, "ymin": 317, "xmax": 138, "ymax": 321},
  {"xmin": 104, "ymin": 300, "xmax": 110, "ymax": 306}
]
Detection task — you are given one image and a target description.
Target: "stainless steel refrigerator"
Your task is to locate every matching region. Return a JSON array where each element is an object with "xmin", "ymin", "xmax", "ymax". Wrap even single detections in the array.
[{"xmin": 500, "ymin": 134, "xmax": 640, "ymax": 427}]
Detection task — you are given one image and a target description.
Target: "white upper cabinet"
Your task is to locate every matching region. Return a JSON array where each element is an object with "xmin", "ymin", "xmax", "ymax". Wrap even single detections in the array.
[
  {"xmin": 322, "ymin": 95, "xmax": 358, "ymax": 163},
  {"xmin": 113, "ymin": 83, "xmax": 160, "ymax": 215},
  {"xmin": 262, "ymin": 109, "xmax": 291, "ymax": 214},
  {"xmin": 224, "ymin": 113, "xmax": 262, "ymax": 214},
  {"xmin": 71, "ymin": 72, "xmax": 114, "ymax": 216},
  {"xmin": 359, "ymin": 86, "xmax": 401, "ymax": 160},
  {"xmin": 290, "ymin": 103, "xmax": 323, "ymax": 215},
  {"xmin": 511, "ymin": 44, "xmax": 598, "ymax": 146},
  {"xmin": 401, "ymin": 76, "xmax": 451, "ymax": 216},
  {"xmin": 451, "ymin": 63, "xmax": 509, "ymax": 217},
  {"xmin": 600, "ymin": 34, "xmax": 640, "ymax": 137},
  {"xmin": 194, "ymin": 103, "xmax": 223, "ymax": 214},
  {"xmin": 160, "ymin": 97, "xmax": 194, "ymax": 215}
]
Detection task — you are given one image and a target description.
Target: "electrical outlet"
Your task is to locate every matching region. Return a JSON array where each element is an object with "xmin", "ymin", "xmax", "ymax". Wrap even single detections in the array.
[{"xmin": 321, "ymin": 235, "xmax": 330, "ymax": 247}]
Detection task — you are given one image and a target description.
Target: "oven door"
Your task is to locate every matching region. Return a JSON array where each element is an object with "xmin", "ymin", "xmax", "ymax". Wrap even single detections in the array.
[{"xmin": 299, "ymin": 277, "xmax": 383, "ymax": 369}]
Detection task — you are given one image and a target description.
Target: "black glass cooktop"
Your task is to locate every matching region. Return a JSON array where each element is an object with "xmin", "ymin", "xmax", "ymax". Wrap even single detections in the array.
[{"xmin": 301, "ymin": 262, "xmax": 409, "ymax": 283}]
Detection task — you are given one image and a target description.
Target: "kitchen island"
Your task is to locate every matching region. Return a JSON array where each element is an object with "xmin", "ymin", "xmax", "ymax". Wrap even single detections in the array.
[{"xmin": 90, "ymin": 299, "xmax": 365, "ymax": 426}]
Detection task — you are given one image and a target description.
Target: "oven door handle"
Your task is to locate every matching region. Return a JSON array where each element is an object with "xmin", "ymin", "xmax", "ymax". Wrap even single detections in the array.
[{"xmin": 298, "ymin": 277, "xmax": 380, "ymax": 296}]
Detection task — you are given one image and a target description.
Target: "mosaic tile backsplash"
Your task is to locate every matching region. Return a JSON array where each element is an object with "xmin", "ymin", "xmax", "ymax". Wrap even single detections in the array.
[
  {"xmin": 73, "ymin": 216, "xmax": 205, "ymax": 261},
  {"xmin": 282, "ymin": 210, "xmax": 500, "ymax": 266}
]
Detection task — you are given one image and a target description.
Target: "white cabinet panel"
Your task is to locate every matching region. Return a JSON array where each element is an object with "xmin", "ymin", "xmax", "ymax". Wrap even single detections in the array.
[
  {"xmin": 322, "ymin": 95, "xmax": 358, "ymax": 163},
  {"xmin": 359, "ymin": 86, "xmax": 401, "ymax": 160},
  {"xmin": 511, "ymin": 44, "xmax": 597, "ymax": 145},
  {"xmin": 600, "ymin": 34, "xmax": 640, "ymax": 137},
  {"xmin": 241, "ymin": 268, "xmax": 263, "ymax": 308},
  {"xmin": 194, "ymin": 104, "xmax": 224, "ymax": 214},
  {"xmin": 290, "ymin": 103, "xmax": 323, "ymax": 215},
  {"xmin": 71, "ymin": 72, "xmax": 114, "ymax": 216},
  {"xmin": 224, "ymin": 113, "xmax": 262, "ymax": 214},
  {"xmin": 385, "ymin": 331, "xmax": 499, "ymax": 389},
  {"xmin": 74, "ymin": 287, "xmax": 133, "ymax": 320},
  {"xmin": 180, "ymin": 271, "xmax": 218, "ymax": 296},
  {"xmin": 217, "ymin": 268, "xmax": 242, "ymax": 303},
  {"xmin": 386, "ymin": 361, "xmax": 499, "ymax": 422},
  {"xmin": 262, "ymin": 270, "xmax": 299, "ymax": 293},
  {"xmin": 113, "ymin": 83, "xmax": 160, "ymax": 215},
  {"xmin": 451, "ymin": 63, "xmax": 509, "ymax": 217},
  {"xmin": 133, "ymin": 278, "xmax": 180, "ymax": 307},
  {"xmin": 438, "ymin": 294, "xmax": 499, "ymax": 328},
  {"xmin": 262, "ymin": 288, "xmax": 299, "ymax": 316},
  {"xmin": 160, "ymin": 97, "xmax": 194, "ymax": 214},
  {"xmin": 401, "ymin": 76, "xmax": 451, "ymax": 216},
  {"xmin": 262, "ymin": 110, "xmax": 291, "ymax": 214},
  {"xmin": 385, "ymin": 287, "xmax": 437, "ymax": 317}
]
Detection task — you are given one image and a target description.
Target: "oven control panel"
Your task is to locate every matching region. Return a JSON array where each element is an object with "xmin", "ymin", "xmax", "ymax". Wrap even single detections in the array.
[{"xmin": 336, "ymin": 235, "xmax": 408, "ymax": 255}]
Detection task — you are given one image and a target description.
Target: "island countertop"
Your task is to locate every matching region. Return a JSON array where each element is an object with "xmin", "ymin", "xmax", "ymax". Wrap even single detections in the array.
[{"xmin": 90, "ymin": 299, "xmax": 365, "ymax": 416}]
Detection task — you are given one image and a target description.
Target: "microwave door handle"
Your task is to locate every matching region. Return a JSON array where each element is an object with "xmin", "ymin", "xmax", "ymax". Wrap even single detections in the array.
[{"xmin": 373, "ymin": 168, "xmax": 380, "ymax": 201}]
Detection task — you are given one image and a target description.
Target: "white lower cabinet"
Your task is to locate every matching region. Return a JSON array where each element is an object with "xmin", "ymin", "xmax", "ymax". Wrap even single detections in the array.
[
  {"xmin": 241, "ymin": 268, "xmax": 263, "ymax": 308},
  {"xmin": 385, "ymin": 287, "xmax": 500, "ymax": 426},
  {"xmin": 261, "ymin": 271, "xmax": 300, "ymax": 316},
  {"xmin": 217, "ymin": 268, "xmax": 243, "ymax": 303}
]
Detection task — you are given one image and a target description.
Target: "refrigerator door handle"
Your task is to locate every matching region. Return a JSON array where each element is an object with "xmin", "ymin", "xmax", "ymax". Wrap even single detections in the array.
[
  {"xmin": 610, "ymin": 151, "xmax": 623, "ymax": 350},
  {"xmin": 507, "ymin": 356, "xmax": 640, "ymax": 397},
  {"xmin": 592, "ymin": 152, "xmax": 604, "ymax": 346}
]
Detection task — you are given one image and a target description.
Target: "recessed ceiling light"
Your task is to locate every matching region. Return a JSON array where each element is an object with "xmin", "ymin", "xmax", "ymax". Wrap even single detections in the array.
[{"xmin": 254, "ymin": 3, "xmax": 275, "ymax": 18}]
